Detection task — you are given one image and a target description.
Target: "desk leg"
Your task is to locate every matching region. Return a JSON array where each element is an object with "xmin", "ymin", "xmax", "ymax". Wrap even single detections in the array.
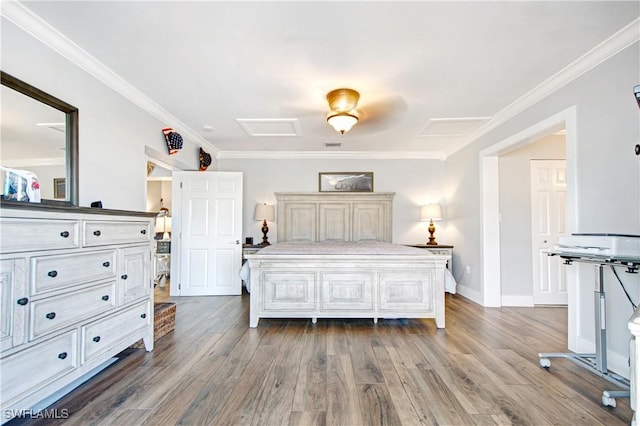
[
  {"xmin": 595, "ymin": 264, "xmax": 607, "ymax": 373},
  {"xmin": 538, "ymin": 264, "xmax": 629, "ymax": 407}
]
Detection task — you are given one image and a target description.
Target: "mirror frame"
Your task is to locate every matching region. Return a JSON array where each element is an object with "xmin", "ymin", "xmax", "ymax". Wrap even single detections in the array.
[{"xmin": 1, "ymin": 71, "xmax": 79, "ymax": 206}]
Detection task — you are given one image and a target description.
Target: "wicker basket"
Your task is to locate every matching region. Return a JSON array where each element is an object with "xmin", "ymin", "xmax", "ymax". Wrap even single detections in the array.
[{"xmin": 130, "ymin": 302, "xmax": 176, "ymax": 348}]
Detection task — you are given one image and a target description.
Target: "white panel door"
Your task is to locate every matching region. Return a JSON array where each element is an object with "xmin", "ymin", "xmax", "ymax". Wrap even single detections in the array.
[
  {"xmin": 530, "ymin": 160, "xmax": 567, "ymax": 305},
  {"xmin": 173, "ymin": 171, "xmax": 243, "ymax": 296}
]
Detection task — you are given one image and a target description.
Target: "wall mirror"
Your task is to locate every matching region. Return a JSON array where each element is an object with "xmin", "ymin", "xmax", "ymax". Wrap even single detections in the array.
[{"xmin": 1, "ymin": 71, "xmax": 78, "ymax": 206}]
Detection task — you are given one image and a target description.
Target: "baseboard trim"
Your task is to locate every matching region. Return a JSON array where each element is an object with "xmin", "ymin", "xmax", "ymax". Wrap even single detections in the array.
[
  {"xmin": 455, "ymin": 285, "xmax": 482, "ymax": 305},
  {"xmin": 501, "ymin": 295, "xmax": 534, "ymax": 307}
]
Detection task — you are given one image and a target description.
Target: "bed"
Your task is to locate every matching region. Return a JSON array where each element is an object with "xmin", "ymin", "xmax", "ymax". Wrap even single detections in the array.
[{"xmin": 244, "ymin": 192, "xmax": 449, "ymax": 328}]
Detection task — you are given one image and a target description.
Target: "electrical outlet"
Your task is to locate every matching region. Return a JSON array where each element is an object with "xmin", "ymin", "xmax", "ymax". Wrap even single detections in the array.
[{"xmin": 465, "ymin": 265, "xmax": 471, "ymax": 275}]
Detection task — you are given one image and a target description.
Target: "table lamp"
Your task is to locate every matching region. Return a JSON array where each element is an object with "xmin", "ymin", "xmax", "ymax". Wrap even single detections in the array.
[
  {"xmin": 254, "ymin": 203, "xmax": 275, "ymax": 245},
  {"xmin": 420, "ymin": 204, "xmax": 442, "ymax": 245}
]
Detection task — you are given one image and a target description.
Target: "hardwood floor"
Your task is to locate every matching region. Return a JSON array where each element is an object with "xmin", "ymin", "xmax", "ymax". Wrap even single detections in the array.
[{"xmin": 9, "ymin": 291, "xmax": 633, "ymax": 425}]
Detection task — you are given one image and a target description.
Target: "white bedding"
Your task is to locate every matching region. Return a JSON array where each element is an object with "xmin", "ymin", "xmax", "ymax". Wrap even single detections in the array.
[{"xmin": 239, "ymin": 241, "xmax": 457, "ymax": 294}]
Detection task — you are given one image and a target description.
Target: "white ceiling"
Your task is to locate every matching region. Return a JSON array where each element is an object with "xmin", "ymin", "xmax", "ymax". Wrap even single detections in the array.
[{"xmin": 13, "ymin": 1, "xmax": 640, "ymax": 159}]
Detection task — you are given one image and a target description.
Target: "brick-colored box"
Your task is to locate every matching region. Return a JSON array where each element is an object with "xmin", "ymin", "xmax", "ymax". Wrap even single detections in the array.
[{"xmin": 131, "ymin": 302, "xmax": 176, "ymax": 348}]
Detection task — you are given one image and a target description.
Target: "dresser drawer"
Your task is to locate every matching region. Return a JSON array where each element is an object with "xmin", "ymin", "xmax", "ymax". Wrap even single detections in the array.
[
  {"xmin": 82, "ymin": 300, "xmax": 150, "ymax": 363},
  {"xmin": 84, "ymin": 221, "xmax": 151, "ymax": 247},
  {"xmin": 1, "ymin": 331, "xmax": 77, "ymax": 406},
  {"xmin": 426, "ymin": 248, "xmax": 452, "ymax": 256},
  {"xmin": 30, "ymin": 282, "xmax": 116, "ymax": 340},
  {"xmin": 0, "ymin": 219, "xmax": 79, "ymax": 253},
  {"xmin": 31, "ymin": 250, "xmax": 117, "ymax": 294}
]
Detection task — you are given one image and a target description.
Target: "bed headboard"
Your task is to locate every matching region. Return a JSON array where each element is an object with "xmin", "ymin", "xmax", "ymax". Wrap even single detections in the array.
[{"xmin": 275, "ymin": 192, "xmax": 395, "ymax": 243}]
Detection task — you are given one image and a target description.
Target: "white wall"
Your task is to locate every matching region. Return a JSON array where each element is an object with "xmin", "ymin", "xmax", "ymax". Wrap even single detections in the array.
[
  {"xmin": 1, "ymin": 18, "xmax": 201, "ymax": 211},
  {"xmin": 499, "ymin": 135, "xmax": 566, "ymax": 300},
  {"xmin": 445, "ymin": 43, "xmax": 640, "ymax": 374},
  {"xmin": 217, "ymin": 158, "xmax": 446, "ymax": 246},
  {"xmin": 146, "ymin": 180, "xmax": 173, "ymax": 213}
]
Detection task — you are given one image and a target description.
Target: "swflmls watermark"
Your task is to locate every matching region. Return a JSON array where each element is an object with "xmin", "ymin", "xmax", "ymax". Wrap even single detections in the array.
[{"xmin": 3, "ymin": 408, "xmax": 70, "ymax": 420}]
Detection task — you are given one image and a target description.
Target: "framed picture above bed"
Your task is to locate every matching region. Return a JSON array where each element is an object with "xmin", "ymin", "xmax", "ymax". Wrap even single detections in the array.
[{"xmin": 318, "ymin": 172, "xmax": 373, "ymax": 192}]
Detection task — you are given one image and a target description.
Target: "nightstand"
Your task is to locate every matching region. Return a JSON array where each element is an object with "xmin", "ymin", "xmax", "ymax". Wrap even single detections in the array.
[
  {"xmin": 242, "ymin": 244, "xmax": 263, "ymax": 263},
  {"xmin": 407, "ymin": 244, "xmax": 453, "ymax": 270}
]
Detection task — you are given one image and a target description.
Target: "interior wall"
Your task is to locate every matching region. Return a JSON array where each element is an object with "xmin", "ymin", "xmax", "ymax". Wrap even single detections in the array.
[
  {"xmin": 444, "ymin": 42, "xmax": 640, "ymax": 374},
  {"xmin": 499, "ymin": 134, "xmax": 566, "ymax": 303},
  {"xmin": 1, "ymin": 18, "xmax": 201, "ymax": 211},
  {"xmin": 146, "ymin": 180, "xmax": 173, "ymax": 213},
  {"xmin": 217, "ymin": 158, "xmax": 446, "ymax": 246}
]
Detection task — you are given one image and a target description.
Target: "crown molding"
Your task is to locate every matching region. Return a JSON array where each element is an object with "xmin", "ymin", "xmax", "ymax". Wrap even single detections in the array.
[
  {"xmin": 217, "ymin": 150, "xmax": 444, "ymax": 160},
  {"xmin": 443, "ymin": 17, "xmax": 640, "ymax": 159},
  {"xmin": 1, "ymin": 1, "xmax": 219, "ymax": 156}
]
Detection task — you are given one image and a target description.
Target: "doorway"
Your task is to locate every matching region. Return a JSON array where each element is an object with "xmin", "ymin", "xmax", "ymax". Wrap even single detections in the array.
[
  {"xmin": 147, "ymin": 160, "xmax": 173, "ymax": 302},
  {"xmin": 497, "ymin": 140, "xmax": 567, "ymax": 306},
  {"xmin": 480, "ymin": 106, "xmax": 578, "ymax": 307}
]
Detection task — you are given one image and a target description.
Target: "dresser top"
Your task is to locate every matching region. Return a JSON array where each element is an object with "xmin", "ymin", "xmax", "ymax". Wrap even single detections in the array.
[{"xmin": 0, "ymin": 200, "xmax": 156, "ymax": 217}]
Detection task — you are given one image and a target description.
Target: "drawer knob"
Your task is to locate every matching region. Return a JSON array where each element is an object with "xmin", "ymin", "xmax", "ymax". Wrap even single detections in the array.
[
  {"xmin": 45, "ymin": 312, "xmax": 56, "ymax": 320},
  {"xmin": 58, "ymin": 352, "xmax": 68, "ymax": 360},
  {"xmin": 101, "ymin": 295, "xmax": 109, "ymax": 301},
  {"xmin": 140, "ymin": 313, "xmax": 147, "ymax": 319},
  {"xmin": 16, "ymin": 297, "xmax": 29, "ymax": 306},
  {"xmin": 60, "ymin": 231, "xmax": 70, "ymax": 238},
  {"xmin": 93, "ymin": 336, "xmax": 101, "ymax": 343},
  {"xmin": 141, "ymin": 229, "xmax": 147, "ymax": 235},
  {"xmin": 47, "ymin": 270, "xmax": 58, "ymax": 278},
  {"xmin": 93, "ymin": 230, "xmax": 101, "ymax": 236},
  {"xmin": 121, "ymin": 274, "xmax": 128, "ymax": 280},
  {"xmin": 102, "ymin": 261, "xmax": 110, "ymax": 268}
]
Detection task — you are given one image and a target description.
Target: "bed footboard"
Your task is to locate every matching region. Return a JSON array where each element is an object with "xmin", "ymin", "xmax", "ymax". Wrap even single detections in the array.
[{"xmin": 247, "ymin": 254, "xmax": 446, "ymax": 328}]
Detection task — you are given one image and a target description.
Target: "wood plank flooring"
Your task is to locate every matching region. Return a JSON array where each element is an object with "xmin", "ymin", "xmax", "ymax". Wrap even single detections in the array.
[{"xmin": 9, "ymin": 289, "xmax": 633, "ymax": 425}]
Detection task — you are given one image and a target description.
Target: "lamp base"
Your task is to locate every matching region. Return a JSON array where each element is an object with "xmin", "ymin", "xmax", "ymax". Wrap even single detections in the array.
[
  {"xmin": 426, "ymin": 219, "xmax": 437, "ymax": 246},
  {"xmin": 261, "ymin": 219, "xmax": 270, "ymax": 246}
]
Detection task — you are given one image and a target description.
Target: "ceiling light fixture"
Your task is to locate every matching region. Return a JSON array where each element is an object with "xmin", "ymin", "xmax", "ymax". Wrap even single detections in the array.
[{"xmin": 326, "ymin": 88, "xmax": 359, "ymax": 135}]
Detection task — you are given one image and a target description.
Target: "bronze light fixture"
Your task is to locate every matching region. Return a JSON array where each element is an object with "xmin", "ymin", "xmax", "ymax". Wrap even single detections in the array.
[{"xmin": 326, "ymin": 88, "xmax": 360, "ymax": 134}]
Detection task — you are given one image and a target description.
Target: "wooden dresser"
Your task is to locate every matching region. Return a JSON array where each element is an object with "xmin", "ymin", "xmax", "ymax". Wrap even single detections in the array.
[{"xmin": 0, "ymin": 202, "xmax": 155, "ymax": 423}]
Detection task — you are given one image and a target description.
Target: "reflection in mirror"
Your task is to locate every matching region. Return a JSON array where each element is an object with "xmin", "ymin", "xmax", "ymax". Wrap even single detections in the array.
[{"xmin": 0, "ymin": 71, "xmax": 78, "ymax": 205}]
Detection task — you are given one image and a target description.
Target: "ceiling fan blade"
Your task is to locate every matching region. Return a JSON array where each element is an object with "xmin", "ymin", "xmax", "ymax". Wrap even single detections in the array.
[
  {"xmin": 278, "ymin": 105, "xmax": 320, "ymax": 118},
  {"xmin": 352, "ymin": 95, "xmax": 408, "ymax": 134},
  {"xmin": 361, "ymin": 95, "xmax": 408, "ymax": 121},
  {"xmin": 309, "ymin": 121, "xmax": 338, "ymax": 137}
]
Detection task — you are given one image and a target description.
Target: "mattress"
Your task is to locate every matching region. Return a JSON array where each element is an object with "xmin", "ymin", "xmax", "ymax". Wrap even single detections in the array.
[{"xmin": 251, "ymin": 240, "xmax": 434, "ymax": 256}]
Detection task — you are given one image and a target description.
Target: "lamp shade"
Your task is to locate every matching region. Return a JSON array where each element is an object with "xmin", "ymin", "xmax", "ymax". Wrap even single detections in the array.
[
  {"xmin": 155, "ymin": 215, "xmax": 171, "ymax": 233},
  {"xmin": 254, "ymin": 203, "xmax": 275, "ymax": 222},
  {"xmin": 327, "ymin": 112, "xmax": 358, "ymax": 134},
  {"xmin": 154, "ymin": 217, "xmax": 164, "ymax": 234},
  {"xmin": 420, "ymin": 204, "xmax": 443, "ymax": 221}
]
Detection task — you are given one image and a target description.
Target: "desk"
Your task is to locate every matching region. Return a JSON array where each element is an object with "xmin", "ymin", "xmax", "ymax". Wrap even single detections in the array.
[
  {"xmin": 406, "ymin": 244, "xmax": 453, "ymax": 271},
  {"xmin": 541, "ymin": 251, "xmax": 640, "ymax": 408}
]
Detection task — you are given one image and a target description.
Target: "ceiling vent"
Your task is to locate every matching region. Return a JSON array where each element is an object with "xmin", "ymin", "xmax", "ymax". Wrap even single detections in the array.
[
  {"xmin": 325, "ymin": 142, "xmax": 342, "ymax": 148},
  {"xmin": 419, "ymin": 117, "xmax": 490, "ymax": 137},
  {"xmin": 236, "ymin": 118, "xmax": 300, "ymax": 137}
]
